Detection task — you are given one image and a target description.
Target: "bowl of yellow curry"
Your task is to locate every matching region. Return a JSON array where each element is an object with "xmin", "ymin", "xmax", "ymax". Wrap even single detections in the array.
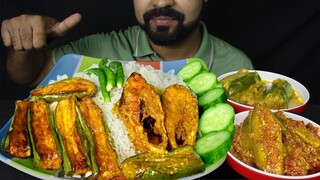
[{"xmin": 218, "ymin": 69, "xmax": 309, "ymax": 113}]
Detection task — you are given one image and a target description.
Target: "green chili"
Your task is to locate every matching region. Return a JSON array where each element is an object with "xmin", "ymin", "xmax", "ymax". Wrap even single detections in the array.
[
  {"xmin": 85, "ymin": 68, "xmax": 111, "ymax": 102},
  {"xmin": 75, "ymin": 106, "xmax": 99, "ymax": 174},
  {"xmin": 99, "ymin": 58, "xmax": 116, "ymax": 92},
  {"xmin": 109, "ymin": 61, "xmax": 125, "ymax": 88}
]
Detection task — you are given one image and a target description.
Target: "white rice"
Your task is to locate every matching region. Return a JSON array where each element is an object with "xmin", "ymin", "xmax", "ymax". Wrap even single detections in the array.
[{"xmin": 53, "ymin": 61, "xmax": 186, "ymax": 162}]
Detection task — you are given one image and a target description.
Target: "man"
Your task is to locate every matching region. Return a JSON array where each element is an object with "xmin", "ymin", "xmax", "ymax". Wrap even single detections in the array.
[{"xmin": 1, "ymin": 0, "xmax": 253, "ymax": 88}]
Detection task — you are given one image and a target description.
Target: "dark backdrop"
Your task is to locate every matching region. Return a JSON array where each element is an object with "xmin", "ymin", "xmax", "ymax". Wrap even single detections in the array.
[{"xmin": 1, "ymin": 0, "xmax": 319, "ymax": 105}]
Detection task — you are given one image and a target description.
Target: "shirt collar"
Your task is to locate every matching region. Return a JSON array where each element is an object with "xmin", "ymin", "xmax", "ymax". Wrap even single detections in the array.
[{"xmin": 133, "ymin": 28, "xmax": 156, "ymax": 59}]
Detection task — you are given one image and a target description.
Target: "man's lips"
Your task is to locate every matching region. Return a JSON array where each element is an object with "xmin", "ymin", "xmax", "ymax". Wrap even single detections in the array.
[{"xmin": 150, "ymin": 16, "xmax": 177, "ymax": 26}]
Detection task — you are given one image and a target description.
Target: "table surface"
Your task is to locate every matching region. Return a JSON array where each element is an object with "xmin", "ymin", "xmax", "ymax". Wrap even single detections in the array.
[{"xmin": 1, "ymin": 99, "xmax": 319, "ymax": 179}]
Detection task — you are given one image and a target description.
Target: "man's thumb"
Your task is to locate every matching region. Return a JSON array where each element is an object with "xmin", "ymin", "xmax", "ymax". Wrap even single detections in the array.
[{"xmin": 50, "ymin": 13, "xmax": 82, "ymax": 37}]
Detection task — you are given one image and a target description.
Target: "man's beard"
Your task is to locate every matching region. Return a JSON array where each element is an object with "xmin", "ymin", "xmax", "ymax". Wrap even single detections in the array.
[{"xmin": 140, "ymin": 7, "xmax": 201, "ymax": 46}]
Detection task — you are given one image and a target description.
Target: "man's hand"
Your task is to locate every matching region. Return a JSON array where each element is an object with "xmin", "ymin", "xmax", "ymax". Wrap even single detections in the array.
[{"xmin": 1, "ymin": 13, "xmax": 82, "ymax": 50}]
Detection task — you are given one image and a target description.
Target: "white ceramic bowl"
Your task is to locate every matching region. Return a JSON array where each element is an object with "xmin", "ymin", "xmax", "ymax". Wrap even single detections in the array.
[
  {"xmin": 227, "ymin": 111, "xmax": 320, "ymax": 180},
  {"xmin": 218, "ymin": 70, "xmax": 309, "ymax": 113}
]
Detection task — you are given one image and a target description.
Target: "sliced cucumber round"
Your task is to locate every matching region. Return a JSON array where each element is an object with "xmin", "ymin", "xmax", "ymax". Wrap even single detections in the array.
[
  {"xmin": 177, "ymin": 61, "xmax": 204, "ymax": 82},
  {"xmin": 194, "ymin": 130, "xmax": 232, "ymax": 166},
  {"xmin": 215, "ymin": 83, "xmax": 224, "ymax": 89},
  {"xmin": 198, "ymin": 88, "xmax": 227, "ymax": 111},
  {"xmin": 199, "ymin": 103, "xmax": 234, "ymax": 136},
  {"xmin": 187, "ymin": 72, "xmax": 218, "ymax": 96}
]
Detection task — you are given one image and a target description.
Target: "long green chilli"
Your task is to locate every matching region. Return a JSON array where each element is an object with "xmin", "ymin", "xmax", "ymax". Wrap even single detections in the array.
[
  {"xmin": 109, "ymin": 61, "xmax": 125, "ymax": 88},
  {"xmin": 99, "ymin": 58, "xmax": 116, "ymax": 92},
  {"xmin": 75, "ymin": 106, "xmax": 99, "ymax": 174},
  {"xmin": 84, "ymin": 68, "xmax": 111, "ymax": 102}
]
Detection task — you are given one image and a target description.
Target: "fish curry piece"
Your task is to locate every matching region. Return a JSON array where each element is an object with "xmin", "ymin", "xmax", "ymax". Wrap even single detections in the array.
[
  {"xmin": 29, "ymin": 99, "xmax": 62, "ymax": 170},
  {"xmin": 230, "ymin": 104, "xmax": 320, "ymax": 176},
  {"xmin": 2, "ymin": 99, "xmax": 31, "ymax": 158},
  {"xmin": 55, "ymin": 97, "xmax": 90, "ymax": 176},
  {"xmin": 162, "ymin": 84, "xmax": 199, "ymax": 149},
  {"xmin": 30, "ymin": 77, "xmax": 97, "ymax": 98},
  {"xmin": 77, "ymin": 97, "xmax": 122, "ymax": 179},
  {"xmin": 115, "ymin": 72, "xmax": 168, "ymax": 154}
]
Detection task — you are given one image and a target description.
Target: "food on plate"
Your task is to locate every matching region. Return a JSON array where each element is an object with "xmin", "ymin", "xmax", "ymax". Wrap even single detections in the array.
[
  {"xmin": 29, "ymin": 99, "xmax": 62, "ymax": 170},
  {"xmin": 187, "ymin": 72, "xmax": 218, "ymax": 96},
  {"xmin": 162, "ymin": 84, "xmax": 199, "ymax": 149},
  {"xmin": 2, "ymin": 99, "xmax": 31, "ymax": 158},
  {"xmin": 197, "ymin": 88, "xmax": 227, "ymax": 112},
  {"xmin": 1, "ymin": 59, "xmax": 236, "ymax": 179},
  {"xmin": 230, "ymin": 104, "xmax": 320, "ymax": 176},
  {"xmin": 219, "ymin": 68, "xmax": 304, "ymax": 109},
  {"xmin": 30, "ymin": 77, "xmax": 97, "ymax": 99},
  {"xmin": 85, "ymin": 67, "xmax": 111, "ymax": 102},
  {"xmin": 55, "ymin": 97, "xmax": 90, "ymax": 176},
  {"xmin": 114, "ymin": 72, "xmax": 168, "ymax": 154},
  {"xmin": 85, "ymin": 59, "xmax": 125, "ymax": 103},
  {"xmin": 109, "ymin": 61, "xmax": 125, "ymax": 89},
  {"xmin": 122, "ymin": 145, "xmax": 205, "ymax": 179},
  {"xmin": 195, "ymin": 130, "xmax": 232, "ymax": 166},
  {"xmin": 77, "ymin": 97, "xmax": 122, "ymax": 179},
  {"xmin": 99, "ymin": 58, "xmax": 116, "ymax": 92},
  {"xmin": 177, "ymin": 60, "xmax": 205, "ymax": 82},
  {"xmin": 198, "ymin": 103, "xmax": 235, "ymax": 137}
]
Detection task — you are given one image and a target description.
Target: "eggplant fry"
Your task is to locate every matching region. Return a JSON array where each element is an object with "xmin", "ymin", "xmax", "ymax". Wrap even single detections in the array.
[
  {"xmin": 77, "ymin": 97, "xmax": 122, "ymax": 180},
  {"xmin": 30, "ymin": 77, "xmax": 97, "ymax": 98},
  {"xmin": 3, "ymin": 99, "xmax": 31, "ymax": 158},
  {"xmin": 55, "ymin": 97, "xmax": 90, "ymax": 176},
  {"xmin": 115, "ymin": 72, "xmax": 168, "ymax": 154},
  {"xmin": 29, "ymin": 99, "xmax": 62, "ymax": 170},
  {"xmin": 162, "ymin": 84, "xmax": 199, "ymax": 149},
  {"xmin": 122, "ymin": 146, "xmax": 205, "ymax": 179}
]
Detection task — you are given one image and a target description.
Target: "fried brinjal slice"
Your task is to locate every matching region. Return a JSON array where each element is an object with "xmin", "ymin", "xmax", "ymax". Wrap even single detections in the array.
[
  {"xmin": 30, "ymin": 77, "xmax": 97, "ymax": 98},
  {"xmin": 28, "ymin": 99, "xmax": 62, "ymax": 170},
  {"xmin": 77, "ymin": 97, "xmax": 122, "ymax": 179},
  {"xmin": 55, "ymin": 97, "xmax": 90, "ymax": 176},
  {"xmin": 162, "ymin": 84, "xmax": 199, "ymax": 149},
  {"xmin": 240, "ymin": 104, "xmax": 284, "ymax": 174},
  {"xmin": 115, "ymin": 72, "xmax": 168, "ymax": 154},
  {"xmin": 2, "ymin": 99, "xmax": 31, "ymax": 158},
  {"xmin": 122, "ymin": 145, "xmax": 205, "ymax": 179}
]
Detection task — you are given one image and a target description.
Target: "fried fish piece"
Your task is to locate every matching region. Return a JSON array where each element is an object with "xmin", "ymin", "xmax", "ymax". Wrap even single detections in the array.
[
  {"xmin": 55, "ymin": 97, "xmax": 90, "ymax": 176},
  {"xmin": 3, "ymin": 99, "xmax": 31, "ymax": 158},
  {"xmin": 162, "ymin": 84, "xmax": 199, "ymax": 149},
  {"xmin": 30, "ymin": 77, "xmax": 97, "ymax": 98},
  {"xmin": 29, "ymin": 99, "xmax": 62, "ymax": 170},
  {"xmin": 115, "ymin": 72, "xmax": 168, "ymax": 154},
  {"xmin": 77, "ymin": 97, "xmax": 122, "ymax": 179}
]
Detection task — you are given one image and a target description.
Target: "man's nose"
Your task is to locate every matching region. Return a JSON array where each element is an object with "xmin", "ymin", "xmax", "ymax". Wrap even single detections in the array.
[{"xmin": 152, "ymin": 0, "xmax": 174, "ymax": 8}]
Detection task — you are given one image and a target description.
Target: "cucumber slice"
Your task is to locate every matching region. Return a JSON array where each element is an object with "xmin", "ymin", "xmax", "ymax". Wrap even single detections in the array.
[
  {"xmin": 177, "ymin": 61, "xmax": 204, "ymax": 82},
  {"xmin": 215, "ymin": 83, "xmax": 224, "ymax": 88},
  {"xmin": 199, "ymin": 103, "xmax": 234, "ymax": 136},
  {"xmin": 194, "ymin": 130, "xmax": 232, "ymax": 166},
  {"xmin": 187, "ymin": 72, "xmax": 218, "ymax": 96},
  {"xmin": 198, "ymin": 88, "xmax": 227, "ymax": 111}
]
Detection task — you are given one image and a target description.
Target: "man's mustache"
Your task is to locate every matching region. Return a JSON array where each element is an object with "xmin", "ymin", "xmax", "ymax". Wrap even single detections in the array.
[{"xmin": 143, "ymin": 7, "xmax": 185, "ymax": 22}]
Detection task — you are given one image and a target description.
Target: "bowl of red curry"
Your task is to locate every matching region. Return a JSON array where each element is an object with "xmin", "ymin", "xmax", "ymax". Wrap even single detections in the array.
[
  {"xmin": 218, "ymin": 69, "xmax": 309, "ymax": 113},
  {"xmin": 227, "ymin": 106, "xmax": 320, "ymax": 180}
]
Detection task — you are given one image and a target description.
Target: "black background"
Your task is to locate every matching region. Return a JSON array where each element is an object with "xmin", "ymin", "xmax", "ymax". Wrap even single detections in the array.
[{"xmin": 1, "ymin": 0, "xmax": 319, "ymax": 105}]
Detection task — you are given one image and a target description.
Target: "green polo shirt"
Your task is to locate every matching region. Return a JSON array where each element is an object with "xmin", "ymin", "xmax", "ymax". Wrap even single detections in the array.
[{"xmin": 53, "ymin": 22, "xmax": 253, "ymax": 76}]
